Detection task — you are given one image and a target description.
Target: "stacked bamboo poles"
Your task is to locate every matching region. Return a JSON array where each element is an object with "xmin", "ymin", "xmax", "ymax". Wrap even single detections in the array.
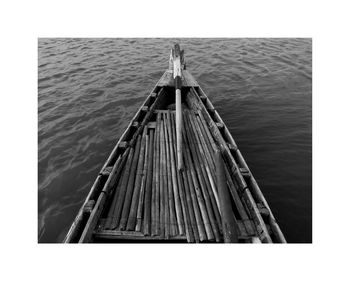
[{"xmin": 102, "ymin": 107, "xmax": 265, "ymax": 242}]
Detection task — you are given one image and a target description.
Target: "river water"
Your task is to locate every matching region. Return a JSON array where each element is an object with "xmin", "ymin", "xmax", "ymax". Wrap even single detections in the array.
[{"xmin": 38, "ymin": 38, "xmax": 312, "ymax": 243}]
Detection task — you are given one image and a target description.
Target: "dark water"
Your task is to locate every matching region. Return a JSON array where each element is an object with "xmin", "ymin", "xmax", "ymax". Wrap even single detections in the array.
[{"xmin": 38, "ymin": 38, "xmax": 312, "ymax": 243}]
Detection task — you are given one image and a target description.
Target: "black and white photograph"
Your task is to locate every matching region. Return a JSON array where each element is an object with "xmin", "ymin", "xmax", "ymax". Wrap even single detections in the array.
[
  {"xmin": 2, "ymin": 0, "xmax": 350, "ymax": 280},
  {"xmin": 38, "ymin": 38, "xmax": 312, "ymax": 243}
]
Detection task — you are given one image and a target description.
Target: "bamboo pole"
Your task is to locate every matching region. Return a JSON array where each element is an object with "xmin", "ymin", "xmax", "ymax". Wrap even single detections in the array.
[
  {"xmin": 126, "ymin": 127, "xmax": 148, "ymax": 230},
  {"xmin": 159, "ymin": 119, "xmax": 165, "ymax": 238},
  {"xmin": 109, "ymin": 145, "xmax": 135, "ymax": 229},
  {"xmin": 182, "ymin": 166, "xmax": 205, "ymax": 242},
  {"xmin": 170, "ymin": 112, "xmax": 196, "ymax": 242},
  {"xmin": 135, "ymin": 134, "xmax": 149, "ymax": 232},
  {"xmin": 154, "ymin": 113, "xmax": 161, "ymax": 236},
  {"xmin": 166, "ymin": 110, "xmax": 185, "ymax": 235},
  {"xmin": 171, "ymin": 44, "xmax": 183, "ymax": 171},
  {"xmin": 164, "ymin": 113, "xmax": 178, "ymax": 236},
  {"xmin": 151, "ymin": 114, "xmax": 160, "ymax": 236},
  {"xmin": 119, "ymin": 135, "xmax": 142, "ymax": 230},
  {"xmin": 176, "ymin": 89, "xmax": 183, "ymax": 170},
  {"xmin": 182, "ymin": 129, "xmax": 214, "ymax": 241},
  {"xmin": 183, "ymin": 111, "xmax": 219, "ymax": 241},
  {"xmin": 216, "ymin": 151, "xmax": 239, "ymax": 243},
  {"xmin": 185, "ymin": 111, "xmax": 222, "ymax": 234},
  {"xmin": 161, "ymin": 119, "xmax": 170, "ymax": 238},
  {"xmin": 142, "ymin": 129, "xmax": 154, "ymax": 235},
  {"xmin": 104, "ymin": 168, "xmax": 127, "ymax": 229}
]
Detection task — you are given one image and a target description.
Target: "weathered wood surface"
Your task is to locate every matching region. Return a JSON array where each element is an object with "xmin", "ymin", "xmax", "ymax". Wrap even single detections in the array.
[
  {"xmin": 157, "ymin": 70, "xmax": 199, "ymax": 87},
  {"xmin": 215, "ymin": 151, "xmax": 239, "ymax": 243}
]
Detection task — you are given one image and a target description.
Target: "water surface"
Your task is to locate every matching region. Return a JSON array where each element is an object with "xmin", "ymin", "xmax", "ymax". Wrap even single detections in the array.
[{"xmin": 38, "ymin": 38, "xmax": 312, "ymax": 243}]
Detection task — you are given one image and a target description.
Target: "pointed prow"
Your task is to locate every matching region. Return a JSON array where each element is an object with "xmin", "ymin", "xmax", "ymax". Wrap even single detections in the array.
[{"xmin": 170, "ymin": 44, "xmax": 185, "ymax": 170}]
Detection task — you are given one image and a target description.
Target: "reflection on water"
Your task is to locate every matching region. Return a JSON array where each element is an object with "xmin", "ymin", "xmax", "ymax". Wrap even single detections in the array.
[{"xmin": 38, "ymin": 38, "xmax": 312, "ymax": 243}]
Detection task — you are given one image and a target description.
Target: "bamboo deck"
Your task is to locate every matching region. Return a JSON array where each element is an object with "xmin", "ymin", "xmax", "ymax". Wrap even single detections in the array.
[
  {"xmin": 95, "ymin": 109, "xmax": 248, "ymax": 242},
  {"xmin": 64, "ymin": 46, "xmax": 286, "ymax": 243}
]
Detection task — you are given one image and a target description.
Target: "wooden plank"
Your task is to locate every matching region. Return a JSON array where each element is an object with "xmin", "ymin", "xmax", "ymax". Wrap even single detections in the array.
[
  {"xmin": 215, "ymin": 151, "xmax": 239, "ymax": 243},
  {"xmin": 182, "ymin": 70, "xmax": 199, "ymax": 87}
]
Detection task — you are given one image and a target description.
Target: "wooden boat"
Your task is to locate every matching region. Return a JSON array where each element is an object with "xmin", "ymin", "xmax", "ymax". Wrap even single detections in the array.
[{"xmin": 64, "ymin": 44, "xmax": 286, "ymax": 243}]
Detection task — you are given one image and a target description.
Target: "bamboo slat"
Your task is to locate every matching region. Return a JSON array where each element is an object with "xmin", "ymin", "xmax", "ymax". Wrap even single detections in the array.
[
  {"xmin": 119, "ymin": 135, "xmax": 142, "ymax": 230},
  {"xmin": 126, "ymin": 127, "xmax": 148, "ymax": 230},
  {"xmin": 183, "ymin": 111, "xmax": 219, "ymax": 241},
  {"xmin": 159, "ymin": 120, "xmax": 165, "ymax": 238},
  {"xmin": 108, "ymin": 145, "xmax": 135, "ymax": 229},
  {"xmin": 151, "ymin": 115, "xmax": 160, "ymax": 236},
  {"xmin": 154, "ymin": 113, "xmax": 161, "ymax": 236},
  {"xmin": 185, "ymin": 111, "xmax": 222, "ymax": 237},
  {"xmin": 164, "ymin": 113, "xmax": 178, "ymax": 236},
  {"xmin": 170, "ymin": 112, "xmax": 196, "ymax": 242},
  {"xmin": 182, "ymin": 131, "xmax": 213, "ymax": 241},
  {"xmin": 142, "ymin": 130, "xmax": 154, "ymax": 235},
  {"xmin": 165, "ymin": 110, "xmax": 185, "ymax": 235},
  {"xmin": 161, "ymin": 118, "xmax": 170, "ymax": 238},
  {"xmin": 186, "ymin": 88, "xmax": 273, "ymax": 242},
  {"xmin": 182, "ymin": 166, "xmax": 205, "ymax": 242},
  {"xmin": 135, "ymin": 134, "xmax": 149, "ymax": 232}
]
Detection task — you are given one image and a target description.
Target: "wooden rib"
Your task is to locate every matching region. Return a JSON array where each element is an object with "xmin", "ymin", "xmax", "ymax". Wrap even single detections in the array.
[
  {"xmin": 183, "ymin": 111, "xmax": 219, "ymax": 241},
  {"xmin": 109, "ymin": 145, "xmax": 135, "ymax": 229},
  {"xmin": 164, "ymin": 113, "xmax": 178, "ymax": 236},
  {"xmin": 135, "ymin": 134, "xmax": 149, "ymax": 232},
  {"xmin": 126, "ymin": 127, "xmax": 148, "ymax": 230},
  {"xmin": 142, "ymin": 129, "xmax": 154, "ymax": 235}
]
